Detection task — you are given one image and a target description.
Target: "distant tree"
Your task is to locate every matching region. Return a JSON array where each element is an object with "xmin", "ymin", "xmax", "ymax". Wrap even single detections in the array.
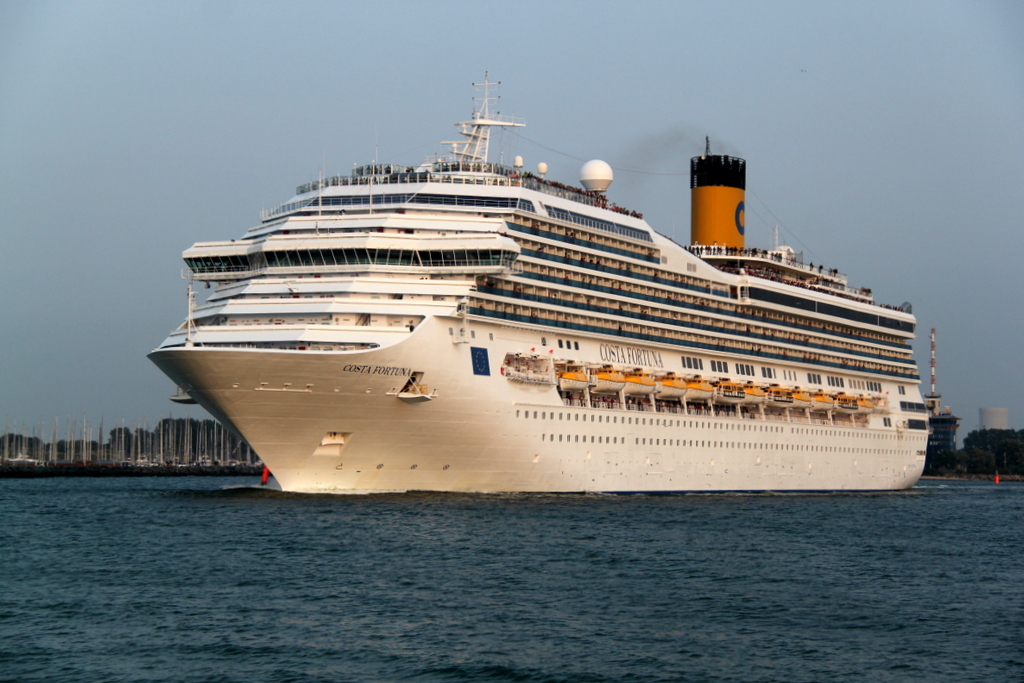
[
  {"xmin": 963, "ymin": 429, "xmax": 1020, "ymax": 454},
  {"xmin": 927, "ymin": 448, "xmax": 963, "ymax": 474},
  {"xmin": 994, "ymin": 438, "xmax": 1024, "ymax": 475},
  {"xmin": 964, "ymin": 448, "xmax": 996, "ymax": 474}
]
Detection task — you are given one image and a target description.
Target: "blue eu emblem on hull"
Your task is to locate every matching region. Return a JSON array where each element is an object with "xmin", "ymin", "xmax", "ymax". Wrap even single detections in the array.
[{"xmin": 470, "ymin": 347, "xmax": 490, "ymax": 376}]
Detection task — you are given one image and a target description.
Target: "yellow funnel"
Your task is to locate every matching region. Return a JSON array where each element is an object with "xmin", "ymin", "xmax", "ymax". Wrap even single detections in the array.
[{"xmin": 691, "ymin": 153, "xmax": 746, "ymax": 249}]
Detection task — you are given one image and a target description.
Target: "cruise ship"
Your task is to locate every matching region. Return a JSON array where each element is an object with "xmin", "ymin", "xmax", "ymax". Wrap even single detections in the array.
[{"xmin": 149, "ymin": 78, "xmax": 928, "ymax": 493}]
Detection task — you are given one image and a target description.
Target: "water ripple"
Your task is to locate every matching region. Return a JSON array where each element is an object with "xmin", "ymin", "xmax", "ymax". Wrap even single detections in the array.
[{"xmin": 0, "ymin": 478, "xmax": 1021, "ymax": 682}]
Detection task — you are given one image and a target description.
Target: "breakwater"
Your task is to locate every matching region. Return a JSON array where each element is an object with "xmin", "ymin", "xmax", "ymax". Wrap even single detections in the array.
[{"xmin": 0, "ymin": 463, "xmax": 263, "ymax": 478}]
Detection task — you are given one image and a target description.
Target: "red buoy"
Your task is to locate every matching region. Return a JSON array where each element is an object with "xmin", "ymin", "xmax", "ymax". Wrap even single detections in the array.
[
  {"xmin": 261, "ymin": 465, "xmax": 270, "ymax": 485},
  {"xmin": 995, "ymin": 470, "xmax": 1000, "ymax": 484}
]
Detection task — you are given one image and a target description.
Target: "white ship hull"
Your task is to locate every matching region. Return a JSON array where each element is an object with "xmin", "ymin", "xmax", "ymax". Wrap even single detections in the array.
[
  {"xmin": 149, "ymin": 79, "xmax": 928, "ymax": 494},
  {"xmin": 150, "ymin": 318, "xmax": 926, "ymax": 493}
]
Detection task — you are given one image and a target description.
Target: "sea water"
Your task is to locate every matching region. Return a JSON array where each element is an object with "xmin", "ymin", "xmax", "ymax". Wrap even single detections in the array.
[{"xmin": 0, "ymin": 478, "xmax": 1021, "ymax": 682}]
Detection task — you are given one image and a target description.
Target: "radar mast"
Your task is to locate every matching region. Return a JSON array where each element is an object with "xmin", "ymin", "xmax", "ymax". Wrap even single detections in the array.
[{"xmin": 443, "ymin": 72, "xmax": 524, "ymax": 163}]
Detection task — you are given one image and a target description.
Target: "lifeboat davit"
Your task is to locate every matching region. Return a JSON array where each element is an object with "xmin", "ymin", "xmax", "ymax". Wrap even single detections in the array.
[
  {"xmin": 714, "ymin": 381, "xmax": 746, "ymax": 404},
  {"xmin": 656, "ymin": 373, "xmax": 688, "ymax": 400},
  {"xmin": 684, "ymin": 376, "xmax": 715, "ymax": 401},
  {"xmin": 766, "ymin": 385, "xmax": 795, "ymax": 408},
  {"xmin": 591, "ymin": 366, "xmax": 625, "ymax": 394},
  {"xmin": 622, "ymin": 369, "xmax": 656, "ymax": 396},
  {"xmin": 810, "ymin": 391, "xmax": 836, "ymax": 412},
  {"xmin": 742, "ymin": 382, "xmax": 766, "ymax": 405}
]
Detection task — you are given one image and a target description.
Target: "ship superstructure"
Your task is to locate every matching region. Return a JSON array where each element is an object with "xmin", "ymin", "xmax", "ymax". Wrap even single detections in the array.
[{"xmin": 149, "ymin": 78, "xmax": 927, "ymax": 492}]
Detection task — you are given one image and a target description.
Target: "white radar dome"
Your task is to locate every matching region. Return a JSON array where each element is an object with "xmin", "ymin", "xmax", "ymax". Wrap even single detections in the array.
[
  {"xmin": 537, "ymin": 162, "xmax": 549, "ymax": 176},
  {"xmin": 580, "ymin": 159, "xmax": 613, "ymax": 192},
  {"xmin": 513, "ymin": 155, "xmax": 523, "ymax": 168}
]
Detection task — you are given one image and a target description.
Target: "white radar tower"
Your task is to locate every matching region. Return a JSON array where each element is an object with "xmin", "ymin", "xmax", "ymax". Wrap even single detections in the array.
[{"xmin": 443, "ymin": 72, "xmax": 525, "ymax": 163}]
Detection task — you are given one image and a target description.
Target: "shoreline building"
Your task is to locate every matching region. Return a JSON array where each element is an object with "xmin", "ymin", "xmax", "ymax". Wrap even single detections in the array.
[
  {"xmin": 978, "ymin": 407, "xmax": 1009, "ymax": 431},
  {"xmin": 924, "ymin": 329, "xmax": 960, "ymax": 458}
]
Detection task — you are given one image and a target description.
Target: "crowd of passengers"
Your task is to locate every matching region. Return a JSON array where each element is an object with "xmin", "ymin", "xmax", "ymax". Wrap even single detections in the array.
[
  {"xmin": 520, "ymin": 172, "xmax": 644, "ymax": 219},
  {"xmin": 686, "ymin": 245, "xmax": 907, "ymax": 313},
  {"xmin": 491, "ymin": 266, "xmax": 909, "ymax": 356},
  {"xmin": 480, "ymin": 296, "xmax": 915, "ymax": 379},
  {"xmin": 495, "ymin": 265, "xmax": 907, "ymax": 358}
]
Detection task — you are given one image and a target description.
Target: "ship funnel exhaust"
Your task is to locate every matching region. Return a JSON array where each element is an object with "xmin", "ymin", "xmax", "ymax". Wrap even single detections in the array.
[{"xmin": 690, "ymin": 138, "xmax": 746, "ymax": 248}]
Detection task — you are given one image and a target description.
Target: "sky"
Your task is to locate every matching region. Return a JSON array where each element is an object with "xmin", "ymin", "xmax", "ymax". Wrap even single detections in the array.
[{"xmin": 1, "ymin": 0, "xmax": 1022, "ymax": 440}]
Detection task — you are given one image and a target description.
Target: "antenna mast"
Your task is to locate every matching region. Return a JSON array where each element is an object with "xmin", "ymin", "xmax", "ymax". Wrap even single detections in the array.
[
  {"xmin": 186, "ymin": 280, "xmax": 196, "ymax": 346},
  {"xmin": 443, "ymin": 72, "xmax": 525, "ymax": 164},
  {"xmin": 930, "ymin": 328, "xmax": 936, "ymax": 395}
]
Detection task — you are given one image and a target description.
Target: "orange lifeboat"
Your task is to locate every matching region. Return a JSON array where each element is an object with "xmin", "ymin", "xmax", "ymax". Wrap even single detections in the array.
[
  {"xmin": 810, "ymin": 391, "xmax": 836, "ymax": 412},
  {"xmin": 856, "ymin": 395, "xmax": 876, "ymax": 413},
  {"xmin": 684, "ymin": 376, "xmax": 714, "ymax": 401},
  {"xmin": 622, "ymin": 369, "xmax": 656, "ymax": 396},
  {"xmin": 714, "ymin": 381, "xmax": 747, "ymax": 404},
  {"xmin": 557, "ymin": 368, "xmax": 589, "ymax": 392},
  {"xmin": 591, "ymin": 366, "xmax": 625, "ymax": 394},
  {"xmin": 790, "ymin": 388, "xmax": 813, "ymax": 409},
  {"xmin": 742, "ymin": 382, "xmax": 766, "ymax": 405},
  {"xmin": 656, "ymin": 373, "xmax": 688, "ymax": 400},
  {"xmin": 835, "ymin": 393, "xmax": 859, "ymax": 412},
  {"xmin": 766, "ymin": 384, "xmax": 795, "ymax": 408}
]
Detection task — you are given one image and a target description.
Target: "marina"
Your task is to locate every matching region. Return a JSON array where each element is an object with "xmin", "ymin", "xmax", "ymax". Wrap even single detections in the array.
[{"xmin": 0, "ymin": 417, "xmax": 257, "ymax": 467}]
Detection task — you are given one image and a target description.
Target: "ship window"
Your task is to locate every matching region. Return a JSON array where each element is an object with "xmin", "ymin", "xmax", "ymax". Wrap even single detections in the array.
[
  {"xmin": 574, "ymin": 342, "xmax": 579, "ymax": 350},
  {"xmin": 558, "ymin": 340, "xmax": 563, "ymax": 348},
  {"xmin": 898, "ymin": 386, "xmax": 906, "ymax": 395}
]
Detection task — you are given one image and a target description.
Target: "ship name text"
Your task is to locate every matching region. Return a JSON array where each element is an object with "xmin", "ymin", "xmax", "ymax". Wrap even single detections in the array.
[
  {"xmin": 342, "ymin": 364, "xmax": 412, "ymax": 377},
  {"xmin": 598, "ymin": 344, "xmax": 664, "ymax": 368}
]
